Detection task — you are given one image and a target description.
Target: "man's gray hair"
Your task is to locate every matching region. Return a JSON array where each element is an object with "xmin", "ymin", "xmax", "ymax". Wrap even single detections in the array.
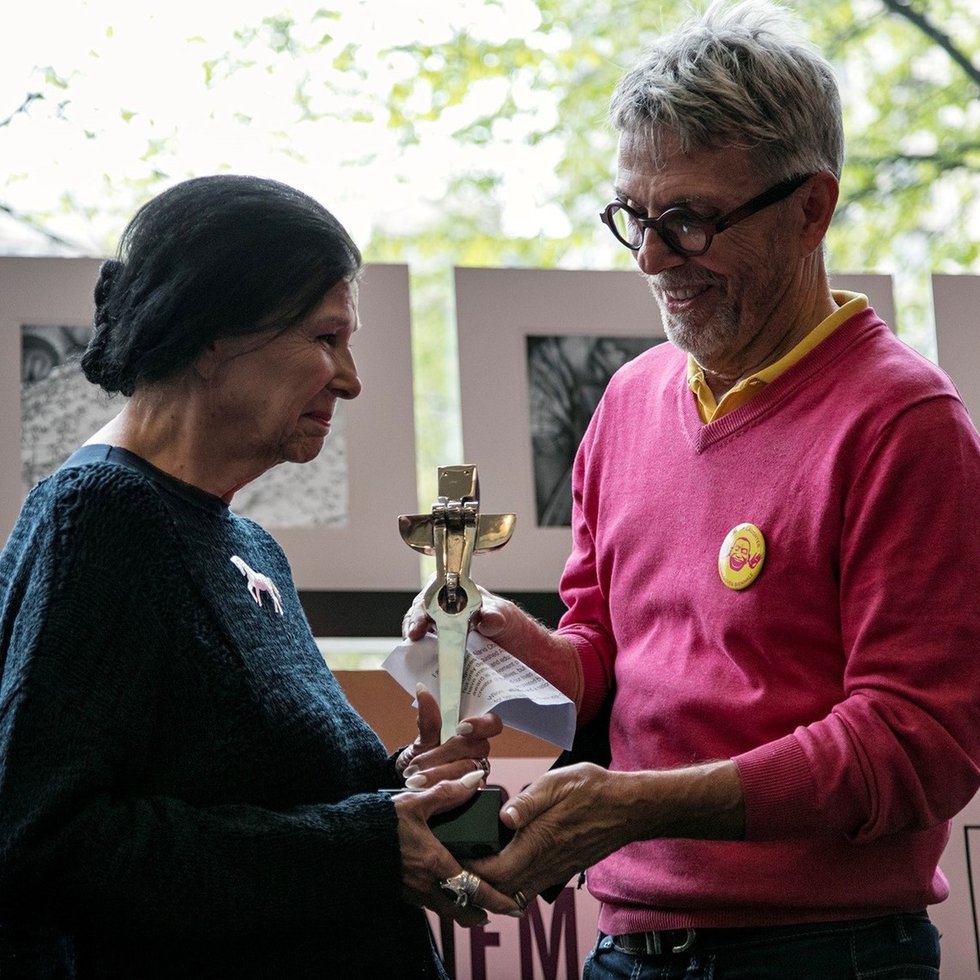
[{"xmin": 610, "ymin": 0, "xmax": 844, "ymax": 179}]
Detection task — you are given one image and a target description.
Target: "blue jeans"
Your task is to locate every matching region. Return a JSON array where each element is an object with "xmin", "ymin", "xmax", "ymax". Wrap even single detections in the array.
[{"xmin": 583, "ymin": 912, "xmax": 940, "ymax": 980}]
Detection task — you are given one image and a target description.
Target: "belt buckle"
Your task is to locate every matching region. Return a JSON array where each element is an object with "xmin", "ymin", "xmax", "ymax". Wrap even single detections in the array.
[{"xmin": 642, "ymin": 928, "xmax": 697, "ymax": 955}]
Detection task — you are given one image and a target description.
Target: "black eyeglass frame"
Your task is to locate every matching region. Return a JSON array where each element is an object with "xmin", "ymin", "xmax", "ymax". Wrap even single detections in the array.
[{"xmin": 600, "ymin": 172, "xmax": 815, "ymax": 257}]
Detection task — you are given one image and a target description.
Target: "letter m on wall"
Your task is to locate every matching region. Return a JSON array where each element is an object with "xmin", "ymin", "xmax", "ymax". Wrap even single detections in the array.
[{"xmin": 519, "ymin": 887, "xmax": 579, "ymax": 980}]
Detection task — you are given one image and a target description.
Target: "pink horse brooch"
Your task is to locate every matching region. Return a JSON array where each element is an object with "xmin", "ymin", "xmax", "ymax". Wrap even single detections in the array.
[{"xmin": 230, "ymin": 555, "xmax": 285, "ymax": 616}]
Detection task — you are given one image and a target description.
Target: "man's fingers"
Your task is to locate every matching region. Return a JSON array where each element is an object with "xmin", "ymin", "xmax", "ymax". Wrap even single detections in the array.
[
  {"xmin": 474, "ymin": 607, "xmax": 506, "ymax": 637},
  {"xmin": 499, "ymin": 787, "xmax": 542, "ymax": 830},
  {"xmin": 402, "ymin": 593, "xmax": 432, "ymax": 640},
  {"xmin": 498, "ymin": 766, "xmax": 584, "ymax": 828}
]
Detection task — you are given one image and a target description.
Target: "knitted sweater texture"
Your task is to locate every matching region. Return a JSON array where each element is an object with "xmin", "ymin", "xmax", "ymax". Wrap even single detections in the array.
[
  {"xmin": 557, "ymin": 307, "xmax": 980, "ymax": 935},
  {"xmin": 0, "ymin": 447, "xmax": 442, "ymax": 978}
]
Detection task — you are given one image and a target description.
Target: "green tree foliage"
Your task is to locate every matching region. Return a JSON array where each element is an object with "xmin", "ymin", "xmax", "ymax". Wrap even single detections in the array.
[
  {"xmin": 367, "ymin": 0, "xmax": 979, "ymax": 307},
  {"xmin": 353, "ymin": 0, "xmax": 980, "ymax": 492},
  {"xmin": 3, "ymin": 0, "xmax": 977, "ymax": 504}
]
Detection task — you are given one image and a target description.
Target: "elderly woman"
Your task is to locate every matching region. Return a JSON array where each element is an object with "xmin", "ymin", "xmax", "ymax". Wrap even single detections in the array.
[{"xmin": 0, "ymin": 175, "xmax": 517, "ymax": 979}]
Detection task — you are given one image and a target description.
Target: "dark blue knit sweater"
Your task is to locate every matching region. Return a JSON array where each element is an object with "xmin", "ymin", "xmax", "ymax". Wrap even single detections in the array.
[{"xmin": 0, "ymin": 446, "xmax": 444, "ymax": 978}]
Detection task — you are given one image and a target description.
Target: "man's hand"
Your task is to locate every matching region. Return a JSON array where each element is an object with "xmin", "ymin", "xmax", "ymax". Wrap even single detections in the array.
[
  {"xmin": 471, "ymin": 760, "xmax": 745, "ymax": 904},
  {"xmin": 402, "ymin": 587, "xmax": 584, "ymax": 706}
]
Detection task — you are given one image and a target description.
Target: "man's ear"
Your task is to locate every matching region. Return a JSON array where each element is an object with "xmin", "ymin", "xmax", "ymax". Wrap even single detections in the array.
[{"xmin": 800, "ymin": 170, "xmax": 839, "ymax": 255}]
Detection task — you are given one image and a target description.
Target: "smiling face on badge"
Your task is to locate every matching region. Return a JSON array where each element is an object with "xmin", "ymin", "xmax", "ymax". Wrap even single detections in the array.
[{"xmin": 610, "ymin": 133, "xmax": 822, "ymax": 382}]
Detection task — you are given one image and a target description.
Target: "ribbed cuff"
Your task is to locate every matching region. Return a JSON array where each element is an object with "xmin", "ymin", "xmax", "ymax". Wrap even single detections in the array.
[
  {"xmin": 561, "ymin": 632, "xmax": 610, "ymax": 725},
  {"xmin": 733, "ymin": 734, "xmax": 818, "ymax": 840}
]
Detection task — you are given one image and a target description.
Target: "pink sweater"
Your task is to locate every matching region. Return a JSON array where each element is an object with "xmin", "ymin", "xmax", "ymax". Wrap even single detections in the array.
[{"xmin": 557, "ymin": 307, "xmax": 980, "ymax": 933}]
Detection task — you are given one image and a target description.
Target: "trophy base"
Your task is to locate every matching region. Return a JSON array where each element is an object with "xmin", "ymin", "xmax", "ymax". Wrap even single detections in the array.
[
  {"xmin": 381, "ymin": 786, "xmax": 513, "ymax": 859},
  {"xmin": 430, "ymin": 786, "xmax": 513, "ymax": 858}
]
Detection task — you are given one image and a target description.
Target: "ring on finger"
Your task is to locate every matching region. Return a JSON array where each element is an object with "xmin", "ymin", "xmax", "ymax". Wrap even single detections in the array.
[
  {"xmin": 395, "ymin": 744, "xmax": 417, "ymax": 778},
  {"xmin": 471, "ymin": 757, "xmax": 491, "ymax": 778},
  {"xmin": 514, "ymin": 890, "xmax": 529, "ymax": 913},
  {"xmin": 439, "ymin": 870, "xmax": 482, "ymax": 908}
]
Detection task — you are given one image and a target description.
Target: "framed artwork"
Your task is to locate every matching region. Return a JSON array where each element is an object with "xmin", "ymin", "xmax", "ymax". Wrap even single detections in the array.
[
  {"xmin": 453, "ymin": 267, "xmax": 897, "ymax": 592},
  {"xmin": 933, "ymin": 273, "xmax": 980, "ymax": 422},
  {"xmin": 831, "ymin": 273, "xmax": 896, "ymax": 333},
  {"xmin": 0, "ymin": 257, "xmax": 421, "ymax": 591},
  {"xmin": 454, "ymin": 267, "xmax": 668, "ymax": 591},
  {"xmin": 930, "ymin": 273, "xmax": 980, "ymax": 978},
  {"xmin": 932, "ymin": 792, "xmax": 980, "ymax": 978}
]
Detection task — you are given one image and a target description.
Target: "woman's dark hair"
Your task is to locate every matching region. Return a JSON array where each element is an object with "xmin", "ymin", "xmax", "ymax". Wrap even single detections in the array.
[{"xmin": 82, "ymin": 174, "xmax": 362, "ymax": 396}]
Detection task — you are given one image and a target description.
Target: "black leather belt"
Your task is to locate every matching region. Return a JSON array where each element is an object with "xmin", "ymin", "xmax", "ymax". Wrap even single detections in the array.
[{"xmin": 610, "ymin": 928, "xmax": 698, "ymax": 955}]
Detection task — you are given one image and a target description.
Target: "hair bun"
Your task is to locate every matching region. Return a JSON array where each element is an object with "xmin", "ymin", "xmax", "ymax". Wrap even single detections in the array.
[
  {"xmin": 93, "ymin": 259, "xmax": 124, "ymax": 320},
  {"xmin": 84, "ymin": 259, "xmax": 128, "ymax": 393}
]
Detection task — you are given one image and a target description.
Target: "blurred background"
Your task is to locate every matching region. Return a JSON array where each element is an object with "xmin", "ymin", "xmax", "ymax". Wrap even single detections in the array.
[{"xmin": 3, "ymin": 0, "xmax": 978, "ymax": 511}]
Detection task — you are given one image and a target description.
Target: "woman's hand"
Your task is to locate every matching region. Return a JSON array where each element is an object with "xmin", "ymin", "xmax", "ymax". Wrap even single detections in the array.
[
  {"xmin": 395, "ymin": 684, "xmax": 502, "ymax": 789},
  {"xmin": 393, "ymin": 771, "xmax": 522, "ymax": 926}
]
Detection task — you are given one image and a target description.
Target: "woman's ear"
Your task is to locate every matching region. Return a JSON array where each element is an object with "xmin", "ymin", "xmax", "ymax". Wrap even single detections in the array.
[
  {"xmin": 800, "ymin": 170, "xmax": 840, "ymax": 255},
  {"xmin": 193, "ymin": 341, "xmax": 220, "ymax": 383}
]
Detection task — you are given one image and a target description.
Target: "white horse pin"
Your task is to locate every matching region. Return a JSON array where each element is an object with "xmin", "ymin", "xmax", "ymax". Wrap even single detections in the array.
[{"xmin": 230, "ymin": 555, "xmax": 285, "ymax": 616}]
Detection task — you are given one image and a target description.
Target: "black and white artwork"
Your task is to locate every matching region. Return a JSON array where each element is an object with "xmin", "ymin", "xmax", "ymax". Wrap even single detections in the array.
[
  {"xmin": 3, "ymin": 258, "xmax": 421, "ymax": 591},
  {"xmin": 20, "ymin": 323, "xmax": 350, "ymax": 528},
  {"xmin": 454, "ymin": 267, "xmax": 670, "ymax": 591},
  {"xmin": 526, "ymin": 334, "xmax": 663, "ymax": 526},
  {"xmin": 21, "ymin": 324, "xmax": 112, "ymax": 491}
]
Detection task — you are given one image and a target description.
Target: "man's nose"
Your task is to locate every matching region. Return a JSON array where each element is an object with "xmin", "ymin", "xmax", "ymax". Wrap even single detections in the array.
[{"xmin": 635, "ymin": 229, "xmax": 688, "ymax": 277}]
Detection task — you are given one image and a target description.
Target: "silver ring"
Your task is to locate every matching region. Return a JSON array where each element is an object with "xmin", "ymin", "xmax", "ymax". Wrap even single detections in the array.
[
  {"xmin": 472, "ymin": 757, "xmax": 491, "ymax": 777},
  {"xmin": 395, "ymin": 744, "xmax": 417, "ymax": 778},
  {"xmin": 514, "ymin": 890, "xmax": 529, "ymax": 913},
  {"xmin": 439, "ymin": 870, "xmax": 482, "ymax": 908}
]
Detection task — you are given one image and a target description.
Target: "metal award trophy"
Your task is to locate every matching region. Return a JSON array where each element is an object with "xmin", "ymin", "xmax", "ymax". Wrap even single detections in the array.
[
  {"xmin": 397, "ymin": 465, "xmax": 516, "ymax": 858},
  {"xmin": 399, "ymin": 464, "xmax": 516, "ymax": 743}
]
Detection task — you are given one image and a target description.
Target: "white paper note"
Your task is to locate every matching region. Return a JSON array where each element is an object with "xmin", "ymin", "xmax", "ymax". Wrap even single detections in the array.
[{"xmin": 383, "ymin": 632, "xmax": 576, "ymax": 749}]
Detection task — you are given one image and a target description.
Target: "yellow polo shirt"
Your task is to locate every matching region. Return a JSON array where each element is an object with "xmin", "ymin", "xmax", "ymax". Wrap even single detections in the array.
[{"xmin": 689, "ymin": 291, "xmax": 868, "ymax": 423}]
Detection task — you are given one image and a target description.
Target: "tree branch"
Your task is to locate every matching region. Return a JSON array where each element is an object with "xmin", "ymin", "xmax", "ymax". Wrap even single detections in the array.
[
  {"xmin": 0, "ymin": 202, "xmax": 84, "ymax": 250},
  {"xmin": 848, "ymin": 142, "xmax": 980, "ymax": 166},
  {"xmin": 878, "ymin": 0, "xmax": 980, "ymax": 90},
  {"xmin": 0, "ymin": 93, "xmax": 42, "ymax": 129}
]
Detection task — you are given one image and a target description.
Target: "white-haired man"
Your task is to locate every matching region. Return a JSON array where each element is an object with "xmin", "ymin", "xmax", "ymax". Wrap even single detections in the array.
[{"xmin": 408, "ymin": 2, "xmax": 979, "ymax": 976}]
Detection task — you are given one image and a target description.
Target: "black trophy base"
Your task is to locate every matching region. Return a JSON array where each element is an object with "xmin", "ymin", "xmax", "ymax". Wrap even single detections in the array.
[{"xmin": 382, "ymin": 786, "xmax": 513, "ymax": 859}]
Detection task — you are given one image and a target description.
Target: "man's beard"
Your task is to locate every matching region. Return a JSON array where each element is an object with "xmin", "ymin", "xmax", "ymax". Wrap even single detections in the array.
[{"xmin": 647, "ymin": 276, "xmax": 741, "ymax": 366}]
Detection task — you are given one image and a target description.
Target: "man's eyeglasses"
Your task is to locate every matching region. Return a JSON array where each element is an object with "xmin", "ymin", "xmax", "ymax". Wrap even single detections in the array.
[{"xmin": 600, "ymin": 173, "xmax": 815, "ymax": 257}]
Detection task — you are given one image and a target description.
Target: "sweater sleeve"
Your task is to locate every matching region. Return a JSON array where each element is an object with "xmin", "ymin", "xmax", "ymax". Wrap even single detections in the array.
[
  {"xmin": 735, "ymin": 392, "xmax": 980, "ymax": 842},
  {"xmin": 0, "ymin": 468, "xmax": 406, "ymax": 940}
]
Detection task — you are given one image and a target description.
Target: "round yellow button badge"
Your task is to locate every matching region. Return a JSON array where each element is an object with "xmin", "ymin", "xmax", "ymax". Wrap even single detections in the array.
[{"xmin": 718, "ymin": 523, "xmax": 766, "ymax": 590}]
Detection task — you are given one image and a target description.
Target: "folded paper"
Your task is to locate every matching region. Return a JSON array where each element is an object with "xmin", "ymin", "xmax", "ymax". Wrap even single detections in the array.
[{"xmin": 383, "ymin": 632, "xmax": 576, "ymax": 750}]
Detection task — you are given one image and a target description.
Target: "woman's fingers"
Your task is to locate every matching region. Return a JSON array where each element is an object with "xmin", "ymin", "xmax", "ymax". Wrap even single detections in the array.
[
  {"xmin": 402, "ymin": 709, "xmax": 501, "ymax": 786},
  {"xmin": 405, "ymin": 755, "xmax": 491, "ymax": 790},
  {"xmin": 393, "ymin": 772, "xmax": 522, "ymax": 922}
]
